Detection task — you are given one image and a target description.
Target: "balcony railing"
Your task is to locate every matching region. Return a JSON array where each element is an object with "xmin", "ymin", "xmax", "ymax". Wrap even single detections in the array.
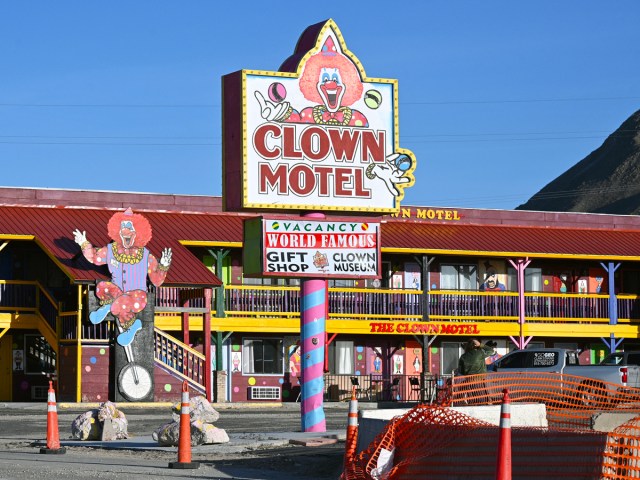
[
  {"xmin": 6, "ymin": 282, "xmax": 640, "ymax": 343},
  {"xmin": 429, "ymin": 290, "xmax": 615, "ymax": 324},
  {"xmin": 323, "ymin": 373, "xmax": 453, "ymax": 403},
  {"xmin": 217, "ymin": 286, "xmax": 628, "ymax": 324},
  {"xmin": 0, "ymin": 280, "xmax": 58, "ymax": 333}
]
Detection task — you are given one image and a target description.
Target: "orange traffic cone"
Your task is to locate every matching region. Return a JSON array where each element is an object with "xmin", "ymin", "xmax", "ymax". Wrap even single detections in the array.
[
  {"xmin": 168, "ymin": 381, "xmax": 199, "ymax": 469},
  {"xmin": 344, "ymin": 386, "xmax": 359, "ymax": 469},
  {"xmin": 39, "ymin": 380, "xmax": 66, "ymax": 454},
  {"xmin": 495, "ymin": 388, "xmax": 511, "ymax": 480}
]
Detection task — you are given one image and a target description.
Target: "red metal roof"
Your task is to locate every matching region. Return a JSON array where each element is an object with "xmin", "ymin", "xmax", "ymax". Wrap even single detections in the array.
[
  {"xmin": 3, "ymin": 201, "xmax": 640, "ymax": 288},
  {"xmin": 381, "ymin": 220, "xmax": 640, "ymax": 259},
  {"xmin": 0, "ymin": 206, "xmax": 250, "ymax": 286}
]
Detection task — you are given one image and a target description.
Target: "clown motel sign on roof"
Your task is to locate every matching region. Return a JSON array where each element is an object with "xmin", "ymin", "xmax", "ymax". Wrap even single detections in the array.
[
  {"xmin": 222, "ymin": 19, "xmax": 416, "ymax": 214},
  {"xmin": 243, "ymin": 217, "xmax": 381, "ymax": 279}
]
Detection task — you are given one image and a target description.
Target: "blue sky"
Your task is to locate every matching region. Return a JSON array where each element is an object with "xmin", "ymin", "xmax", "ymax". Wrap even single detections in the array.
[{"xmin": 1, "ymin": 1, "xmax": 639, "ymax": 210}]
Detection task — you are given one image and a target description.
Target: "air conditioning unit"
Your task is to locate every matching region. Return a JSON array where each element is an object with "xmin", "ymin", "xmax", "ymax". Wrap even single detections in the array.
[
  {"xmin": 32, "ymin": 386, "xmax": 48, "ymax": 400},
  {"xmin": 249, "ymin": 386, "xmax": 280, "ymax": 400}
]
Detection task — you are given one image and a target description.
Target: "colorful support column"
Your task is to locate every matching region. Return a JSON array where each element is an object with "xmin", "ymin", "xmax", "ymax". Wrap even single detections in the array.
[
  {"xmin": 508, "ymin": 258, "xmax": 532, "ymax": 349},
  {"xmin": 300, "ymin": 277, "xmax": 327, "ymax": 432}
]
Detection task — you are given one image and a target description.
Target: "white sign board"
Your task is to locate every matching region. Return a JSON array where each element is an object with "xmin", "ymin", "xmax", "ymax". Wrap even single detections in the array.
[{"xmin": 245, "ymin": 217, "xmax": 380, "ymax": 279}]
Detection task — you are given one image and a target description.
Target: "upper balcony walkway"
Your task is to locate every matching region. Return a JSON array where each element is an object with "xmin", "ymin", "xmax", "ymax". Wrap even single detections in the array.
[{"xmin": 2, "ymin": 281, "xmax": 639, "ymax": 342}]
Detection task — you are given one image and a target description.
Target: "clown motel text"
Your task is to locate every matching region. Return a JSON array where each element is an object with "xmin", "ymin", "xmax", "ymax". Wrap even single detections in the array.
[
  {"xmin": 254, "ymin": 124, "xmax": 385, "ymax": 197},
  {"xmin": 369, "ymin": 322, "xmax": 481, "ymax": 335},
  {"xmin": 390, "ymin": 208, "xmax": 462, "ymax": 221},
  {"xmin": 261, "ymin": 219, "xmax": 380, "ymax": 278}
]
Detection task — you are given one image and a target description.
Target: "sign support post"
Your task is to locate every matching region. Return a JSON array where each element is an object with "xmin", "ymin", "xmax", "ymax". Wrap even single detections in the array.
[{"xmin": 300, "ymin": 212, "xmax": 327, "ymax": 432}]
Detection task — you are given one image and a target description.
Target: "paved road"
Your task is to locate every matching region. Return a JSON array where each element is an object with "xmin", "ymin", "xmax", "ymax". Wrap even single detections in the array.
[{"xmin": 0, "ymin": 402, "xmax": 380, "ymax": 479}]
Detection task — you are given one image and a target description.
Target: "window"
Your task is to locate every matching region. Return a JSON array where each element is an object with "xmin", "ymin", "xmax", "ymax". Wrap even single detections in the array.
[
  {"xmin": 440, "ymin": 264, "xmax": 477, "ymax": 290},
  {"xmin": 242, "ymin": 338, "xmax": 283, "ymax": 375},
  {"xmin": 498, "ymin": 351, "xmax": 527, "ymax": 369},
  {"xmin": 25, "ymin": 335, "xmax": 56, "ymax": 375},
  {"xmin": 507, "ymin": 267, "xmax": 542, "ymax": 292},
  {"xmin": 328, "ymin": 340, "xmax": 354, "ymax": 374},
  {"xmin": 441, "ymin": 342, "xmax": 463, "ymax": 375}
]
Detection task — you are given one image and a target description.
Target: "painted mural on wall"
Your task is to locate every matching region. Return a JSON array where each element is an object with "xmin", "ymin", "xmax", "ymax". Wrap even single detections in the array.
[
  {"xmin": 72, "ymin": 208, "xmax": 172, "ymax": 346},
  {"xmin": 479, "ymin": 261, "xmax": 506, "ymax": 291},
  {"xmin": 288, "ymin": 342, "xmax": 302, "ymax": 377}
]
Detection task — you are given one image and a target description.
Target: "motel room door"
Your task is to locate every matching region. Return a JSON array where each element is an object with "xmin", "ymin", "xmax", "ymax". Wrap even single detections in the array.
[{"xmin": 0, "ymin": 335, "xmax": 12, "ymax": 401}]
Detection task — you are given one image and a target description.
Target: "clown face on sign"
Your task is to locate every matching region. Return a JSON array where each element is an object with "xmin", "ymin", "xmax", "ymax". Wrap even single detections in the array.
[{"xmin": 73, "ymin": 208, "xmax": 172, "ymax": 346}]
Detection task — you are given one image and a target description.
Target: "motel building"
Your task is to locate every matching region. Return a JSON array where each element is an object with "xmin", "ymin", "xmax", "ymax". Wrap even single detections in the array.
[
  {"xmin": 2, "ymin": 20, "xmax": 640, "ymax": 405},
  {"xmin": 1, "ymin": 187, "xmax": 640, "ymax": 403}
]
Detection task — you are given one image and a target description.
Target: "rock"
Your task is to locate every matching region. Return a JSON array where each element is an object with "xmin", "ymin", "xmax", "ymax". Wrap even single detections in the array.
[
  {"xmin": 71, "ymin": 402, "xmax": 128, "ymax": 441},
  {"xmin": 97, "ymin": 401, "xmax": 128, "ymax": 439},
  {"xmin": 154, "ymin": 397, "xmax": 229, "ymax": 446},
  {"xmin": 101, "ymin": 418, "xmax": 116, "ymax": 441},
  {"xmin": 193, "ymin": 420, "xmax": 230, "ymax": 444},
  {"xmin": 71, "ymin": 409, "xmax": 100, "ymax": 440},
  {"xmin": 171, "ymin": 395, "xmax": 220, "ymax": 423},
  {"xmin": 153, "ymin": 421, "xmax": 205, "ymax": 447}
]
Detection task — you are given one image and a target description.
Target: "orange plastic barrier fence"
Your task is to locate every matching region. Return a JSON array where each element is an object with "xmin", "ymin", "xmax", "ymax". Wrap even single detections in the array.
[{"xmin": 342, "ymin": 373, "xmax": 640, "ymax": 479}]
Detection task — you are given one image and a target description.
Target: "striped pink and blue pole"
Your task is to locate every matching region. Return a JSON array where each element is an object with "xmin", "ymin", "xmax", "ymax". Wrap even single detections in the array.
[{"xmin": 300, "ymin": 277, "xmax": 327, "ymax": 432}]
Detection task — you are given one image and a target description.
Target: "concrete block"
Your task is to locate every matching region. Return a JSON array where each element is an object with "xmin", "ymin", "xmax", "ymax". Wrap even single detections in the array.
[
  {"xmin": 591, "ymin": 412, "xmax": 639, "ymax": 432},
  {"xmin": 356, "ymin": 403, "xmax": 547, "ymax": 453}
]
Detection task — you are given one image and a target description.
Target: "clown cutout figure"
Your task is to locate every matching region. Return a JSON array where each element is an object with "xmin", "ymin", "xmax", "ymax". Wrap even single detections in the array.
[{"xmin": 73, "ymin": 208, "xmax": 172, "ymax": 347}]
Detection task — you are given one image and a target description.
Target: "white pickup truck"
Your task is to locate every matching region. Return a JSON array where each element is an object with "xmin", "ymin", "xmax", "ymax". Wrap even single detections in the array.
[{"xmin": 487, "ymin": 348, "xmax": 640, "ymax": 406}]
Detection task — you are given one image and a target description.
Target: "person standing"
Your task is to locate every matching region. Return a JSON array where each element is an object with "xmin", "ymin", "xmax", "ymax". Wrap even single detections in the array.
[{"xmin": 457, "ymin": 339, "xmax": 497, "ymax": 404}]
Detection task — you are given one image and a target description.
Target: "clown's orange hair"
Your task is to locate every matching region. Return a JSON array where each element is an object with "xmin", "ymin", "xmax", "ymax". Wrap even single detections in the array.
[
  {"xmin": 107, "ymin": 210, "xmax": 152, "ymax": 247},
  {"xmin": 299, "ymin": 48, "xmax": 363, "ymax": 106}
]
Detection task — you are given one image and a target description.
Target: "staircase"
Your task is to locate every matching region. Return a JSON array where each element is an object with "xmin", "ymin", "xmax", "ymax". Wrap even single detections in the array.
[{"xmin": 154, "ymin": 328, "xmax": 207, "ymax": 394}]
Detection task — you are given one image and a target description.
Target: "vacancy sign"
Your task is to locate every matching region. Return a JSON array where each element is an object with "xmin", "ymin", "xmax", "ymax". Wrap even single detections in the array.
[{"xmin": 243, "ymin": 217, "xmax": 380, "ymax": 279}]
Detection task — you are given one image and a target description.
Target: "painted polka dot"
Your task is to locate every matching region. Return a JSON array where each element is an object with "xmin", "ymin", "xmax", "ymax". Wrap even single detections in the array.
[
  {"xmin": 20, "ymin": 380, "xmax": 29, "ymax": 391},
  {"xmin": 278, "ymin": 378, "xmax": 284, "ymax": 384},
  {"xmin": 233, "ymin": 386, "xmax": 240, "ymax": 393},
  {"xmin": 97, "ymin": 257, "xmax": 103, "ymax": 262},
  {"xmin": 356, "ymin": 346, "xmax": 364, "ymax": 353},
  {"xmin": 431, "ymin": 347, "xmax": 439, "ymax": 354},
  {"xmin": 164, "ymin": 384, "xmax": 172, "ymax": 392},
  {"xmin": 133, "ymin": 302, "xmax": 140, "ymax": 309},
  {"xmin": 357, "ymin": 354, "xmax": 363, "ymax": 361},
  {"xmin": 232, "ymin": 344, "xmax": 240, "ymax": 352},
  {"xmin": 262, "ymin": 380, "xmax": 267, "ymax": 385},
  {"xmin": 90, "ymin": 357, "xmax": 97, "ymax": 364},
  {"xmin": 355, "ymin": 370, "xmax": 361, "ymax": 375},
  {"xmin": 248, "ymin": 377, "xmax": 256, "ymax": 386},
  {"xmin": 85, "ymin": 366, "xmax": 91, "ymax": 372},
  {"xmin": 355, "ymin": 120, "xmax": 363, "ymax": 127},
  {"xmin": 100, "ymin": 349, "xmax": 106, "ymax": 355},
  {"xmin": 96, "ymin": 395, "xmax": 101, "ymax": 400},
  {"xmin": 282, "ymin": 390, "xmax": 290, "ymax": 398}
]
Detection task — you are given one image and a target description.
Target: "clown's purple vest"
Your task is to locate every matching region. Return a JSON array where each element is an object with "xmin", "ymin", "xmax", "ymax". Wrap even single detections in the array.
[{"xmin": 106, "ymin": 244, "xmax": 149, "ymax": 291}]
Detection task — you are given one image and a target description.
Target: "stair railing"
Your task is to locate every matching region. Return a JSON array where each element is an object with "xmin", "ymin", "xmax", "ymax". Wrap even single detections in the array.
[{"xmin": 153, "ymin": 327, "xmax": 206, "ymax": 393}]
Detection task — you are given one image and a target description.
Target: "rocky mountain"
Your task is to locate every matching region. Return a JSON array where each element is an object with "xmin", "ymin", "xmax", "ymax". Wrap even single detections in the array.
[{"xmin": 516, "ymin": 109, "xmax": 640, "ymax": 214}]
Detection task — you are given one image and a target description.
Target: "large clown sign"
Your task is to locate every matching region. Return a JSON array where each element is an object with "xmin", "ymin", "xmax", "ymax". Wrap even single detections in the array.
[{"xmin": 222, "ymin": 19, "xmax": 417, "ymax": 213}]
